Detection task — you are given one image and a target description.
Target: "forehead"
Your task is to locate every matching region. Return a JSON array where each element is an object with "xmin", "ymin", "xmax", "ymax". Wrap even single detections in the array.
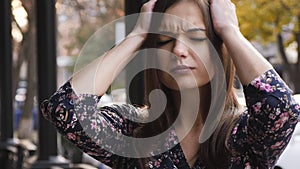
[{"xmin": 159, "ymin": 0, "xmax": 205, "ymax": 32}]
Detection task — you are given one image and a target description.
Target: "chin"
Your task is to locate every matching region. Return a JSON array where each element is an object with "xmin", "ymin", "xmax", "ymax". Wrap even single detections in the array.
[
  {"xmin": 158, "ymin": 72, "xmax": 210, "ymax": 91},
  {"xmin": 162, "ymin": 80, "xmax": 210, "ymax": 91}
]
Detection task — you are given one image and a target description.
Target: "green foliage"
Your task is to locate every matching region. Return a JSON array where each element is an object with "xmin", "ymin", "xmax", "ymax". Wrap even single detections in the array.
[
  {"xmin": 73, "ymin": 22, "xmax": 117, "ymax": 72},
  {"xmin": 58, "ymin": 0, "xmax": 124, "ymax": 56},
  {"xmin": 57, "ymin": 0, "xmax": 125, "ymax": 71},
  {"xmin": 233, "ymin": 0, "xmax": 300, "ymax": 43}
]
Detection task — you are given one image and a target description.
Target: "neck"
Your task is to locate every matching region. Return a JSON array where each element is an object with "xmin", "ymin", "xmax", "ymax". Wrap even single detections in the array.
[{"xmin": 170, "ymin": 83, "xmax": 211, "ymax": 138}]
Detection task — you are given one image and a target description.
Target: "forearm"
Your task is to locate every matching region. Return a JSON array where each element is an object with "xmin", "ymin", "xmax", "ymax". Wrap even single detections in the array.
[
  {"xmin": 222, "ymin": 30, "xmax": 273, "ymax": 85},
  {"xmin": 40, "ymin": 81, "xmax": 137, "ymax": 168},
  {"xmin": 210, "ymin": 0, "xmax": 273, "ymax": 85},
  {"xmin": 71, "ymin": 34, "xmax": 145, "ymax": 95},
  {"xmin": 70, "ymin": 0, "xmax": 157, "ymax": 96}
]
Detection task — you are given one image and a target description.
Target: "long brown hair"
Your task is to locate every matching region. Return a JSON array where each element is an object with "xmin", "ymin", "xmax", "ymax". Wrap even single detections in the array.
[{"xmin": 134, "ymin": 0, "xmax": 240, "ymax": 168}]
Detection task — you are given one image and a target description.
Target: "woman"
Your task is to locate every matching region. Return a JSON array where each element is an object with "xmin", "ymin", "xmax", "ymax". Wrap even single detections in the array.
[{"xmin": 41, "ymin": 0, "xmax": 300, "ymax": 168}]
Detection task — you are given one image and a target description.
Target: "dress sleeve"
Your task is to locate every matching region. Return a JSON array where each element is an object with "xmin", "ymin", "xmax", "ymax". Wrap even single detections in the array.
[
  {"xmin": 40, "ymin": 80, "xmax": 140, "ymax": 168},
  {"xmin": 229, "ymin": 69, "xmax": 300, "ymax": 167}
]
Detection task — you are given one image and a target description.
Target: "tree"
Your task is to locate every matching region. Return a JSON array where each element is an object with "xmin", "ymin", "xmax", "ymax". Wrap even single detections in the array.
[
  {"xmin": 11, "ymin": 0, "xmax": 124, "ymax": 146},
  {"xmin": 11, "ymin": 0, "xmax": 125, "ymax": 165},
  {"xmin": 56, "ymin": 0, "xmax": 124, "ymax": 59},
  {"xmin": 11, "ymin": 0, "xmax": 37, "ymax": 141},
  {"xmin": 233, "ymin": 0, "xmax": 300, "ymax": 93}
]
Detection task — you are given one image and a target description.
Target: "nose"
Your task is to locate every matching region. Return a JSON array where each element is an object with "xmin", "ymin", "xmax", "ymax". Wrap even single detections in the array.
[{"xmin": 172, "ymin": 38, "xmax": 188, "ymax": 59}]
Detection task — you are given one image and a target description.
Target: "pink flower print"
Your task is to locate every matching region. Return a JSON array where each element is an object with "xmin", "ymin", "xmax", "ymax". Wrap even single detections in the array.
[
  {"xmin": 148, "ymin": 161, "xmax": 154, "ymax": 169},
  {"xmin": 66, "ymin": 133, "xmax": 76, "ymax": 141},
  {"xmin": 80, "ymin": 112, "xmax": 87, "ymax": 121},
  {"xmin": 252, "ymin": 102, "xmax": 262, "ymax": 113},
  {"xmin": 78, "ymin": 95, "xmax": 84, "ymax": 101},
  {"xmin": 55, "ymin": 104, "xmax": 63, "ymax": 113},
  {"xmin": 268, "ymin": 113, "xmax": 276, "ymax": 120},
  {"xmin": 273, "ymin": 121, "xmax": 282, "ymax": 131},
  {"xmin": 87, "ymin": 151, "xmax": 101, "ymax": 156},
  {"xmin": 244, "ymin": 162, "xmax": 251, "ymax": 169},
  {"xmin": 252, "ymin": 79, "xmax": 262, "ymax": 88},
  {"xmin": 264, "ymin": 84, "xmax": 273, "ymax": 92},
  {"xmin": 70, "ymin": 93, "xmax": 77, "ymax": 100},
  {"xmin": 72, "ymin": 115, "xmax": 77, "ymax": 122},
  {"xmin": 232, "ymin": 126, "xmax": 238, "ymax": 135},
  {"xmin": 80, "ymin": 114, "xmax": 85, "ymax": 121},
  {"xmin": 295, "ymin": 104, "xmax": 300, "ymax": 110},
  {"xmin": 111, "ymin": 126, "xmax": 116, "ymax": 132},
  {"xmin": 259, "ymin": 83, "xmax": 273, "ymax": 92},
  {"xmin": 285, "ymin": 128, "xmax": 293, "ymax": 137},
  {"xmin": 100, "ymin": 118, "xmax": 108, "ymax": 128},
  {"xmin": 271, "ymin": 141, "xmax": 283, "ymax": 149},
  {"xmin": 280, "ymin": 112, "xmax": 290, "ymax": 122},
  {"xmin": 272, "ymin": 112, "xmax": 289, "ymax": 131},
  {"xmin": 90, "ymin": 120, "xmax": 97, "ymax": 130},
  {"xmin": 154, "ymin": 161, "xmax": 161, "ymax": 167}
]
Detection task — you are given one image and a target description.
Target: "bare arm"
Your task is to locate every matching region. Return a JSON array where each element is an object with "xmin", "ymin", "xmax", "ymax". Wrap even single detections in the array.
[
  {"xmin": 210, "ymin": 0, "xmax": 273, "ymax": 85},
  {"xmin": 71, "ymin": 34, "xmax": 145, "ymax": 95},
  {"xmin": 71, "ymin": 0, "xmax": 157, "ymax": 95}
]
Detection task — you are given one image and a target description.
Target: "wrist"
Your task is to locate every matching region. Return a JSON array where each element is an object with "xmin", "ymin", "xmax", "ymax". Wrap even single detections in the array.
[
  {"xmin": 127, "ymin": 30, "xmax": 148, "ymax": 41},
  {"xmin": 125, "ymin": 32, "xmax": 147, "ymax": 43},
  {"xmin": 218, "ymin": 26, "xmax": 242, "ymax": 43},
  {"xmin": 120, "ymin": 32, "xmax": 147, "ymax": 51}
]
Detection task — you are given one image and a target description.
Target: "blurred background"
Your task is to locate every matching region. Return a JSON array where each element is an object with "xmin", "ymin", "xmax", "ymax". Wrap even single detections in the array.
[{"xmin": 0, "ymin": 0, "xmax": 299, "ymax": 168}]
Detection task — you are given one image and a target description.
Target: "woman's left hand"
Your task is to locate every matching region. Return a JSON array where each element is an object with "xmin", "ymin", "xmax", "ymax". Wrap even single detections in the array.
[
  {"xmin": 130, "ymin": 0, "xmax": 158, "ymax": 38},
  {"xmin": 210, "ymin": 0, "xmax": 239, "ymax": 39}
]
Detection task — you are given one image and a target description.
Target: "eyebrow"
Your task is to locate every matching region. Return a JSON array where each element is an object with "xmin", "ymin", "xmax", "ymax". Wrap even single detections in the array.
[
  {"xmin": 158, "ymin": 28, "xmax": 206, "ymax": 36},
  {"xmin": 157, "ymin": 31, "xmax": 177, "ymax": 37},
  {"xmin": 186, "ymin": 28, "xmax": 206, "ymax": 33}
]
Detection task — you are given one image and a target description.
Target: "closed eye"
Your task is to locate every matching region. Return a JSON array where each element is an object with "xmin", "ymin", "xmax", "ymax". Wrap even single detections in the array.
[
  {"xmin": 157, "ymin": 39, "xmax": 174, "ymax": 46},
  {"xmin": 189, "ymin": 37, "xmax": 207, "ymax": 42}
]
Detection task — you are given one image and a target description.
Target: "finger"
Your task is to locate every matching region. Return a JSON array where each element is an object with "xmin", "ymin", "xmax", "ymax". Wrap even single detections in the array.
[
  {"xmin": 141, "ymin": 0, "xmax": 157, "ymax": 12},
  {"xmin": 210, "ymin": 0, "xmax": 231, "ymax": 5}
]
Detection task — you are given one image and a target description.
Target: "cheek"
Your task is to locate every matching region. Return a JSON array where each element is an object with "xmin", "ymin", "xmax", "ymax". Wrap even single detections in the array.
[
  {"xmin": 195, "ymin": 57, "xmax": 213, "ymax": 81},
  {"xmin": 192, "ymin": 45, "xmax": 215, "ymax": 79}
]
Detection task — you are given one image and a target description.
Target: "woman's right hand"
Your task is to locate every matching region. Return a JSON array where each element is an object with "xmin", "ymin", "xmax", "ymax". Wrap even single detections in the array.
[
  {"xmin": 210, "ymin": 0, "xmax": 239, "ymax": 40},
  {"xmin": 130, "ymin": 0, "xmax": 157, "ymax": 38}
]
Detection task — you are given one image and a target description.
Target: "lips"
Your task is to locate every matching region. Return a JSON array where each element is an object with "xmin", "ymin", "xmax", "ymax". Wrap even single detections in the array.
[{"xmin": 170, "ymin": 65, "xmax": 195, "ymax": 73}]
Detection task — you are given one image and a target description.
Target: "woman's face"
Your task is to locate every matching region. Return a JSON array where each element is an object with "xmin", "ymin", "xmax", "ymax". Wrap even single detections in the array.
[{"xmin": 156, "ymin": 0, "xmax": 214, "ymax": 90}]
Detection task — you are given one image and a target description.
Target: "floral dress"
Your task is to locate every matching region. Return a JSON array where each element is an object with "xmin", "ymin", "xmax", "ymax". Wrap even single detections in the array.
[{"xmin": 41, "ymin": 69, "xmax": 300, "ymax": 169}]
